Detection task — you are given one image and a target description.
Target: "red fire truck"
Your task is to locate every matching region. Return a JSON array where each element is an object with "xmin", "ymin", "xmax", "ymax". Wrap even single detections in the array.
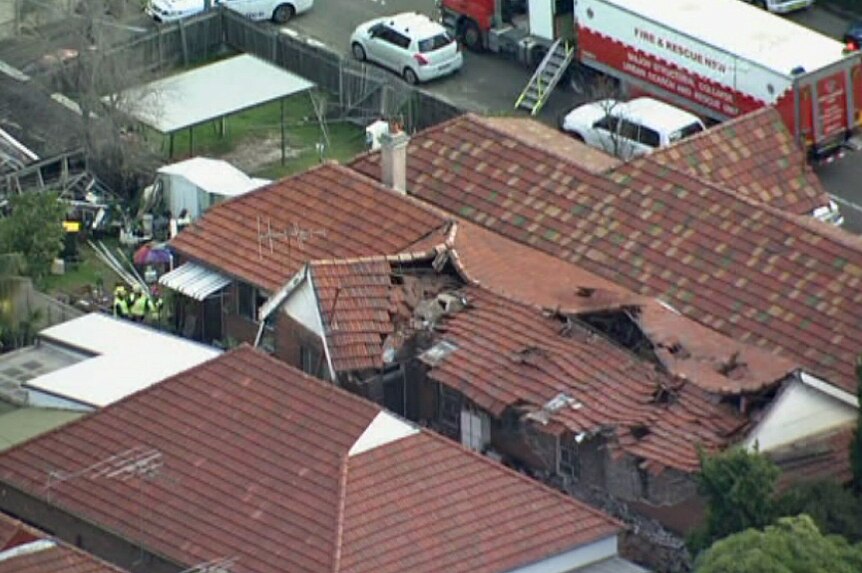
[{"xmin": 439, "ymin": 0, "xmax": 862, "ymax": 158}]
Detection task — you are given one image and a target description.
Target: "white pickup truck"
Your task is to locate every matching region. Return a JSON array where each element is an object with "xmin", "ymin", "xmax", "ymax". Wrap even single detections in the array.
[{"xmin": 146, "ymin": 0, "xmax": 313, "ymax": 24}]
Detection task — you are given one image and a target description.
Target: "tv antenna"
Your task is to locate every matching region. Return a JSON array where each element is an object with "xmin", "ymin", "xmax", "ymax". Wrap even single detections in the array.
[
  {"xmin": 256, "ymin": 216, "xmax": 326, "ymax": 262},
  {"xmin": 179, "ymin": 556, "xmax": 239, "ymax": 573},
  {"xmin": 45, "ymin": 446, "xmax": 167, "ymax": 564}
]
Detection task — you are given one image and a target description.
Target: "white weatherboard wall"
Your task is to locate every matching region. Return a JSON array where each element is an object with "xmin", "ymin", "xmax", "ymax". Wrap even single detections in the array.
[
  {"xmin": 507, "ymin": 535, "xmax": 618, "ymax": 573},
  {"xmin": 744, "ymin": 378, "xmax": 857, "ymax": 452},
  {"xmin": 282, "ymin": 275, "xmax": 324, "ymax": 337}
]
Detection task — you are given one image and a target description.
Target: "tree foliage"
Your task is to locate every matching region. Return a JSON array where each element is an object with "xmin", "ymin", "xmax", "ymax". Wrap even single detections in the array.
[
  {"xmin": 776, "ymin": 480, "xmax": 862, "ymax": 543},
  {"xmin": 0, "ymin": 192, "xmax": 66, "ymax": 279},
  {"xmin": 694, "ymin": 515, "xmax": 862, "ymax": 573},
  {"xmin": 852, "ymin": 355, "xmax": 862, "ymax": 494},
  {"xmin": 691, "ymin": 447, "xmax": 780, "ymax": 552}
]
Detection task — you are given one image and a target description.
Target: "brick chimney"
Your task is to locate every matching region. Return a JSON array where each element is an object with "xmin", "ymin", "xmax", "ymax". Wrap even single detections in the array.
[{"xmin": 380, "ymin": 124, "xmax": 409, "ymax": 194}]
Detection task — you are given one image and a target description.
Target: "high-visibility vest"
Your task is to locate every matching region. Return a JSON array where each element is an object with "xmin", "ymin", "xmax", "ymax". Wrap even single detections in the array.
[
  {"xmin": 113, "ymin": 296, "xmax": 129, "ymax": 318},
  {"xmin": 130, "ymin": 294, "xmax": 150, "ymax": 318}
]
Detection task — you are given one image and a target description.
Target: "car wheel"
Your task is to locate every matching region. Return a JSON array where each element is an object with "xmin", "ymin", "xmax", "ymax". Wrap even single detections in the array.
[
  {"xmin": 403, "ymin": 68, "xmax": 419, "ymax": 85},
  {"xmin": 272, "ymin": 3, "xmax": 295, "ymax": 23},
  {"xmin": 755, "ymin": 0, "xmax": 767, "ymax": 8},
  {"xmin": 352, "ymin": 42, "xmax": 366, "ymax": 61},
  {"xmin": 460, "ymin": 19, "xmax": 482, "ymax": 52}
]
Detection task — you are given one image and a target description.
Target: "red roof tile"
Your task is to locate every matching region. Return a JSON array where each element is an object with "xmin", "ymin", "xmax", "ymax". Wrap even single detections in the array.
[
  {"xmin": 0, "ymin": 513, "xmax": 128, "ymax": 573},
  {"xmin": 647, "ymin": 108, "xmax": 828, "ymax": 217},
  {"xmin": 171, "ymin": 163, "xmax": 450, "ymax": 292},
  {"xmin": 478, "ymin": 116, "xmax": 621, "ymax": 173},
  {"xmin": 452, "ymin": 221, "xmax": 798, "ymax": 394},
  {"xmin": 0, "ymin": 347, "xmax": 621, "ymax": 573},
  {"xmin": 310, "ymin": 259, "xmax": 396, "ymax": 372},
  {"xmin": 428, "ymin": 287, "xmax": 748, "ymax": 473},
  {"xmin": 349, "ymin": 114, "xmax": 862, "ymax": 393},
  {"xmin": 772, "ymin": 425, "xmax": 854, "ymax": 490}
]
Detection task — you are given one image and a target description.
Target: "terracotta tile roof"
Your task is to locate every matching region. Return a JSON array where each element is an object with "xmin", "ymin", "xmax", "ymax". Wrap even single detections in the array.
[
  {"xmin": 772, "ymin": 425, "xmax": 855, "ymax": 490},
  {"xmin": 428, "ymin": 287, "xmax": 749, "ymax": 473},
  {"xmin": 0, "ymin": 347, "xmax": 621, "ymax": 573},
  {"xmin": 646, "ymin": 107, "xmax": 828, "ymax": 217},
  {"xmin": 309, "ymin": 259, "xmax": 396, "ymax": 372},
  {"xmin": 341, "ymin": 431, "xmax": 620, "ymax": 572},
  {"xmin": 349, "ymin": 113, "xmax": 862, "ymax": 393},
  {"xmin": 478, "ymin": 116, "xmax": 621, "ymax": 173},
  {"xmin": 451, "ymin": 221, "xmax": 798, "ymax": 395},
  {"xmin": 0, "ymin": 513, "xmax": 128, "ymax": 573},
  {"xmin": 170, "ymin": 162, "xmax": 450, "ymax": 292}
]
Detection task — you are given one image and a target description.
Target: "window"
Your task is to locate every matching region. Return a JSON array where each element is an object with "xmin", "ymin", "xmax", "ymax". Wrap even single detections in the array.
[
  {"xmin": 418, "ymin": 33, "xmax": 454, "ymax": 53},
  {"xmin": 300, "ymin": 345, "xmax": 321, "ymax": 376},
  {"xmin": 637, "ymin": 126, "xmax": 661, "ymax": 148},
  {"xmin": 617, "ymin": 119, "xmax": 640, "ymax": 142},
  {"xmin": 237, "ymin": 282, "xmax": 266, "ymax": 322},
  {"xmin": 593, "ymin": 115, "xmax": 619, "ymax": 132},
  {"xmin": 668, "ymin": 122, "xmax": 705, "ymax": 143}
]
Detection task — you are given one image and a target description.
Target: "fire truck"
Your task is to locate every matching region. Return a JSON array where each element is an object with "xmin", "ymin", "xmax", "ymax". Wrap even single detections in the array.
[{"xmin": 439, "ymin": 0, "xmax": 862, "ymax": 159}]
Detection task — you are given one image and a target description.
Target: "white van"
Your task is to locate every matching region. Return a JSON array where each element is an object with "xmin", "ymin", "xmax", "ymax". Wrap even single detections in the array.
[
  {"xmin": 146, "ymin": 0, "xmax": 313, "ymax": 24},
  {"xmin": 560, "ymin": 97, "xmax": 706, "ymax": 160}
]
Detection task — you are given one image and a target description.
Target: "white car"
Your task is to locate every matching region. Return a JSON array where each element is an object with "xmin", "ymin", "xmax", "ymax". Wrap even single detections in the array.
[
  {"xmin": 146, "ymin": 0, "xmax": 312, "ymax": 24},
  {"xmin": 350, "ymin": 13, "xmax": 463, "ymax": 84},
  {"xmin": 560, "ymin": 97, "xmax": 705, "ymax": 159},
  {"xmin": 742, "ymin": 0, "xmax": 814, "ymax": 14}
]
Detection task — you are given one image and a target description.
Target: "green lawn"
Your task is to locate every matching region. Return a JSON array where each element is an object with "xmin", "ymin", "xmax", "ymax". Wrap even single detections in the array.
[
  {"xmin": 42, "ymin": 237, "xmax": 127, "ymax": 297},
  {"xmin": 147, "ymin": 93, "xmax": 368, "ymax": 179}
]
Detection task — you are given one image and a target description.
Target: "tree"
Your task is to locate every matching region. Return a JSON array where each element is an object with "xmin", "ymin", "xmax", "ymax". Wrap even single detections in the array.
[
  {"xmin": 690, "ymin": 447, "xmax": 780, "ymax": 552},
  {"xmin": 776, "ymin": 480, "xmax": 862, "ymax": 542},
  {"xmin": 694, "ymin": 515, "xmax": 862, "ymax": 573},
  {"xmin": 852, "ymin": 354, "xmax": 862, "ymax": 494},
  {"xmin": 0, "ymin": 192, "xmax": 66, "ymax": 279}
]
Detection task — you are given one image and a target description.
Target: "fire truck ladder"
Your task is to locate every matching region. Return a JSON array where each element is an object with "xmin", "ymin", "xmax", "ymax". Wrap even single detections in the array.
[{"xmin": 515, "ymin": 38, "xmax": 574, "ymax": 115}]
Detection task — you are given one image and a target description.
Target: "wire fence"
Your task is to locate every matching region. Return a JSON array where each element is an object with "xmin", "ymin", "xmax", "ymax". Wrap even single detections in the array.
[{"xmin": 12, "ymin": 7, "xmax": 463, "ymax": 133}]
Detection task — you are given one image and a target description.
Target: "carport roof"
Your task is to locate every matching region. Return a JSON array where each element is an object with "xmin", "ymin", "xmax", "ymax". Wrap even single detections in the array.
[{"xmin": 115, "ymin": 54, "xmax": 314, "ymax": 133}]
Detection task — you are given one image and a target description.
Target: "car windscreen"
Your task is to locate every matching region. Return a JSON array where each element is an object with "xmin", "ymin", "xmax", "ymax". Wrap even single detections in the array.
[
  {"xmin": 418, "ymin": 33, "xmax": 454, "ymax": 53},
  {"xmin": 668, "ymin": 122, "xmax": 704, "ymax": 143}
]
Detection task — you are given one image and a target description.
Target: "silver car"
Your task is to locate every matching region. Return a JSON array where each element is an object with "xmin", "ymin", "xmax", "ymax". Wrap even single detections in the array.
[{"xmin": 350, "ymin": 13, "xmax": 463, "ymax": 84}]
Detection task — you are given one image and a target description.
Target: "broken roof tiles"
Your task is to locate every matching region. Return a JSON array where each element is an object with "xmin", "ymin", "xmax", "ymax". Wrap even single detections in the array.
[
  {"xmin": 170, "ymin": 162, "xmax": 451, "ymax": 292},
  {"xmin": 646, "ymin": 107, "xmax": 829, "ymax": 217},
  {"xmin": 349, "ymin": 113, "xmax": 862, "ymax": 393},
  {"xmin": 0, "ymin": 346, "xmax": 621, "ymax": 573},
  {"xmin": 429, "ymin": 286, "xmax": 749, "ymax": 474},
  {"xmin": 452, "ymin": 220, "xmax": 798, "ymax": 395}
]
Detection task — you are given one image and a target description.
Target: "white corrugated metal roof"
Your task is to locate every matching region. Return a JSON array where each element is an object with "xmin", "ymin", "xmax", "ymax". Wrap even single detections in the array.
[
  {"xmin": 25, "ymin": 313, "xmax": 220, "ymax": 408},
  {"xmin": 591, "ymin": 0, "xmax": 848, "ymax": 75},
  {"xmin": 114, "ymin": 54, "xmax": 314, "ymax": 133},
  {"xmin": 159, "ymin": 262, "xmax": 231, "ymax": 300},
  {"xmin": 157, "ymin": 157, "xmax": 269, "ymax": 197}
]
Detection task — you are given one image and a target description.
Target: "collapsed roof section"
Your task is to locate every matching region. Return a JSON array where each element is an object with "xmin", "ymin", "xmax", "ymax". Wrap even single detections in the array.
[
  {"xmin": 348, "ymin": 112, "xmax": 862, "ymax": 393},
  {"xmin": 424, "ymin": 286, "xmax": 748, "ymax": 474},
  {"xmin": 452, "ymin": 220, "xmax": 798, "ymax": 395}
]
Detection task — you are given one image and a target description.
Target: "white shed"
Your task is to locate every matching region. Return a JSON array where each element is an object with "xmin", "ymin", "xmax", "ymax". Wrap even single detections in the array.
[{"xmin": 156, "ymin": 157, "xmax": 269, "ymax": 220}]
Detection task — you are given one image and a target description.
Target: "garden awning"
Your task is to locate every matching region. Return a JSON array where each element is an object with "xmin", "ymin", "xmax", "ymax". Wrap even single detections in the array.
[
  {"xmin": 159, "ymin": 262, "xmax": 230, "ymax": 300},
  {"xmin": 113, "ymin": 54, "xmax": 314, "ymax": 134}
]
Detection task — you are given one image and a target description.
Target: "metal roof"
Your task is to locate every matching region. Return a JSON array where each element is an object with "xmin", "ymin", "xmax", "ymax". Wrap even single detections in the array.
[
  {"xmin": 114, "ymin": 54, "xmax": 314, "ymax": 133},
  {"xmin": 25, "ymin": 313, "xmax": 220, "ymax": 408},
  {"xmin": 157, "ymin": 157, "xmax": 269, "ymax": 197},
  {"xmin": 576, "ymin": 557, "xmax": 651, "ymax": 573},
  {"xmin": 159, "ymin": 262, "xmax": 231, "ymax": 300}
]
